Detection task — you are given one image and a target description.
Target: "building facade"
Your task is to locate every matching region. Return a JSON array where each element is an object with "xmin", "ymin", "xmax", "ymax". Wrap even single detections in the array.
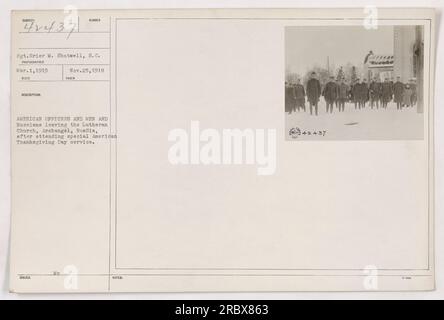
[{"xmin": 394, "ymin": 25, "xmax": 424, "ymax": 113}]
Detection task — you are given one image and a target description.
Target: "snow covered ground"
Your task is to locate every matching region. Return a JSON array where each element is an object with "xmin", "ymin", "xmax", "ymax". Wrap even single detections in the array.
[{"xmin": 285, "ymin": 100, "xmax": 424, "ymax": 140}]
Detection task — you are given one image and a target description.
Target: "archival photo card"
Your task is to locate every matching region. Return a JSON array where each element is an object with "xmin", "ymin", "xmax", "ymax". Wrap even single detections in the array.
[
  {"xmin": 285, "ymin": 25, "xmax": 427, "ymax": 140},
  {"xmin": 9, "ymin": 8, "xmax": 435, "ymax": 293}
]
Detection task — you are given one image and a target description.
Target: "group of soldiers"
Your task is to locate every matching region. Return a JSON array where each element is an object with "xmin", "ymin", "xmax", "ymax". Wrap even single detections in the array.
[{"xmin": 285, "ymin": 71, "xmax": 417, "ymax": 116}]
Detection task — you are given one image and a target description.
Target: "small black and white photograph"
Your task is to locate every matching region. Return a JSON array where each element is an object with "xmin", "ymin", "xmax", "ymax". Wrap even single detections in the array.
[{"xmin": 285, "ymin": 25, "xmax": 425, "ymax": 140}]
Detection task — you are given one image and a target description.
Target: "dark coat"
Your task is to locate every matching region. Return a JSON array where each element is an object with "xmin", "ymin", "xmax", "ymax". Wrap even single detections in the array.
[
  {"xmin": 353, "ymin": 83, "xmax": 369, "ymax": 102},
  {"xmin": 285, "ymin": 86, "xmax": 294, "ymax": 112},
  {"xmin": 360, "ymin": 83, "xmax": 369, "ymax": 101},
  {"xmin": 350, "ymin": 83, "xmax": 356, "ymax": 101},
  {"xmin": 294, "ymin": 84, "xmax": 305, "ymax": 99},
  {"xmin": 323, "ymin": 81, "xmax": 338, "ymax": 102},
  {"xmin": 403, "ymin": 86, "xmax": 413, "ymax": 106},
  {"xmin": 352, "ymin": 83, "xmax": 362, "ymax": 102},
  {"xmin": 337, "ymin": 83, "xmax": 348, "ymax": 100},
  {"xmin": 381, "ymin": 82, "xmax": 392, "ymax": 102},
  {"xmin": 369, "ymin": 81, "xmax": 382, "ymax": 99},
  {"xmin": 306, "ymin": 78, "xmax": 321, "ymax": 103},
  {"xmin": 393, "ymin": 81, "xmax": 404, "ymax": 103},
  {"xmin": 293, "ymin": 84, "xmax": 305, "ymax": 106}
]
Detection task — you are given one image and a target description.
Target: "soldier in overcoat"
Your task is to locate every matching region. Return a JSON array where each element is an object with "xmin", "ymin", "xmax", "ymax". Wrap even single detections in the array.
[
  {"xmin": 369, "ymin": 77, "xmax": 382, "ymax": 109},
  {"xmin": 322, "ymin": 76, "xmax": 338, "ymax": 114},
  {"xmin": 285, "ymin": 81, "xmax": 294, "ymax": 113},
  {"xmin": 352, "ymin": 78, "xmax": 361, "ymax": 109},
  {"xmin": 293, "ymin": 79, "xmax": 306, "ymax": 112},
  {"xmin": 306, "ymin": 72, "xmax": 322, "ymax": 116},
  {"xmin": 381, "ymin": 78, "xmax": 392, "ymax": 109},
  {"xmin": 336, "ymin": 78, "xmax": 349, "ymax": 112},
  {"xmin": 393, "ymin": 76, "xmax": 405, "ymax": 110},
  {"xmin": 360, "ymin": 78, "xmax": 369, "ymax": 108},
  {"xmin": 402, "ymin": 83, "xmax": 413, "ymax": 108}
]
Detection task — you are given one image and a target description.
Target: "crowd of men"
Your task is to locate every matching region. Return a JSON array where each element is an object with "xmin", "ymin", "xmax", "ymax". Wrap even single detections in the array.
[{"xmin": 285, "ymin": 71, "xmax": 417, "ymax": 116}]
